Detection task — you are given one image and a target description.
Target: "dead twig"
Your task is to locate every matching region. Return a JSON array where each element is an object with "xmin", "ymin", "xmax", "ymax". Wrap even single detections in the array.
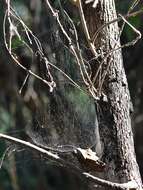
[
  {"xmin": 0, "ymin": 133, "xmax": 139, "ymax": 190},
  {"xmin": 45, "ymin": 0, "xmax": 99, "ymax": 100}
]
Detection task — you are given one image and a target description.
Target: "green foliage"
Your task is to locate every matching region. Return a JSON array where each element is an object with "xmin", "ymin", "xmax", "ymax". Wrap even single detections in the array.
[
  {"xmin": 11, "ymin": 36, "xmax": 25, "ymax": 50},
  {"xmin": 116, "ymin": 0, "xmax": 130, "ymax": 13},
  {"xmin": 123, "ymin": 16, "xmax": 141, "ymax": 41},
  {"xmin": 116, "ymin": 0, "xmax": 142, "ymax": 42}
]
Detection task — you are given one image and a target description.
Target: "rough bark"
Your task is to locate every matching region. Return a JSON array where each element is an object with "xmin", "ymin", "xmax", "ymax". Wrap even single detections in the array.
[{"xmin": 83, "ymin": 0, "xmax": 142, "ymax": 188}]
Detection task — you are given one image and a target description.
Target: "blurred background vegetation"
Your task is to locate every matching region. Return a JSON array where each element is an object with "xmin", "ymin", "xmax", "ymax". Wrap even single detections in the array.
[{"xmin": 0, "ymin": 0, "xmax": 143, "ymax": 189}]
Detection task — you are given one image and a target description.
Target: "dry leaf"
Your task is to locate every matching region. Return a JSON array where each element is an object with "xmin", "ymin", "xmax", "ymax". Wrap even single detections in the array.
[{"xmin": 74, "ymin": 148, "xmax": 105, "ymax": 172}]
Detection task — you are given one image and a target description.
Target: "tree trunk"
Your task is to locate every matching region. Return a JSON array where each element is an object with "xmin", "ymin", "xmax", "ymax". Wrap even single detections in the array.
[{"xmin": 83, "ymin": 0, "xmax": 142, "ymax": 188}]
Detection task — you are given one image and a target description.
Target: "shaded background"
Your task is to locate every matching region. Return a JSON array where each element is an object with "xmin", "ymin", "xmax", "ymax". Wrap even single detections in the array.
[{"xmin": 0, "ymin": 0, "xmax": 143, "ymax": 189}]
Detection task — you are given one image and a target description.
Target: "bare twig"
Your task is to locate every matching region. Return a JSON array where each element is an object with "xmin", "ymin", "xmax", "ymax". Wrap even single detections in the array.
[
  {"xmin": 3, "ymin": 10, "xmax": 56, "ymax": 92},
  {"xmin": 19, "ymin": 73, "xmax": 29, "ymax": 94},
  {"xmin": 0, "ymin": 133, "xmax": 139, "ymax": 190},
  {"xmin": 3, "ymin": 2, "xmax": 85, "ymax": 93},
  {"xmin": 0, "ymin": 146, "xmax": 12, "ymax": 169},
  {"xmin": 68, "ymin": 0, "xmax": 142, "ymax": 98},
  {"xmin": 0, "ymin": 133, "xmax": 61, "ymax": 162},
  {"xmin": 84, "ymin": 172, "xmax": 139, "ymax": 190},
  {"xmin": 45, "ymin": 0, "xmax": 99, "ymax": 100},
  {"xmin": 78, "ymin": 0, "xmax": 98, "ymax": 57},
  {"xmin": 97, "ymin": 8, "xmax": 141, "ymax": 94},
  {"xmin": 92, "ymin": 8, "xmax": 143, "ymax": 43}
]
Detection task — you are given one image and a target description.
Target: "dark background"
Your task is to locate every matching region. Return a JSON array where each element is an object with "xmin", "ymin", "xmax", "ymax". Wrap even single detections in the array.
[{"xmin": 0, "ymin": 0, "xmax": 143, "ymax": 189}]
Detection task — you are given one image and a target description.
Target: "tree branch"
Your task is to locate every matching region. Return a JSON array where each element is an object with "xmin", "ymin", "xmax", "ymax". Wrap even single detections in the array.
[
  {"xmin": 0, "ymin": 133, "xmax": 139, "ymax": 190},
  {"xmin": 84, "ymin": 172, "xmax": 139, "ymax": 190},
  {"xmin": 0, "ymin": 133, "xmax": 60, "ymax": 162}
]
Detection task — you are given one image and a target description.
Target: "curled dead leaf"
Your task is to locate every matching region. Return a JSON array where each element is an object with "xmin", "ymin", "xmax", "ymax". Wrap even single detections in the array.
[{"xmin": 73, "ymin": 148, "xmax": 106, "ymax": 172}]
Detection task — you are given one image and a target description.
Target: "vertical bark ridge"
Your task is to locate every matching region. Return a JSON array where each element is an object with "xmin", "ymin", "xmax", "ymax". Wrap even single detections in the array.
[{"xmin": 83, "ymin": 0, "xmax": 142, "ymax": 187}]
